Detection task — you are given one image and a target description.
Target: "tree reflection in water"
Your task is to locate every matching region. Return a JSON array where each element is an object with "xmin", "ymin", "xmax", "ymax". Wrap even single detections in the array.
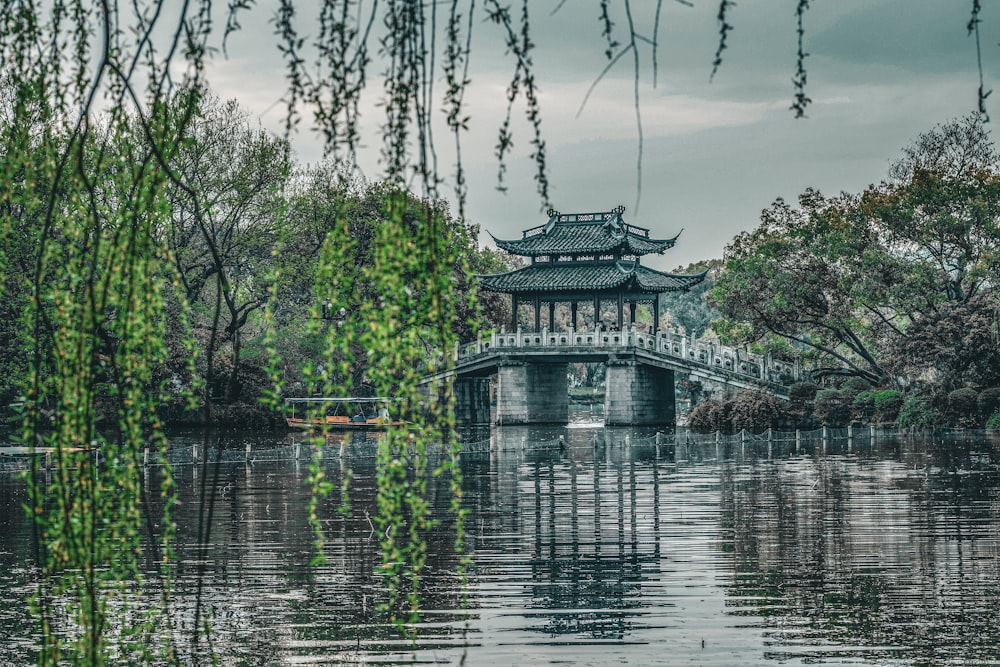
[{"xmin": 722, "ymin": 434, "xmax": 1000, "ymax": 664}]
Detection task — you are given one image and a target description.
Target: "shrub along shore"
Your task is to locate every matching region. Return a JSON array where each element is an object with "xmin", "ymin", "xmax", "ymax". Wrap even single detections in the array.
[{"xmin": 686, "ymin": 381, "xmax": 1000, "ymax": 435}]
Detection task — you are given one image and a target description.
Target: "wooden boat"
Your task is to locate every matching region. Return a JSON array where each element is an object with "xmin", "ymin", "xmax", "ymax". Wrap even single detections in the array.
[{"xmin": 284, "ymin": 397, "xmax": 406, "ymax": 430}]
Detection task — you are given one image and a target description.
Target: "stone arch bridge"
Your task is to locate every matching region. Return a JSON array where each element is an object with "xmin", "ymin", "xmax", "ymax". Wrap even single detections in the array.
[{"xmin": 429, "ymin": 325, "xmax": 808, "ymax": 426}]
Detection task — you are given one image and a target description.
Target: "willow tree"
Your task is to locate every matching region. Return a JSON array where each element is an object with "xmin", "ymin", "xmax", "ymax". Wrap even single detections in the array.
[{"xmin": 0, "ymin": 2, "xmax": 520, "ymax": 662}]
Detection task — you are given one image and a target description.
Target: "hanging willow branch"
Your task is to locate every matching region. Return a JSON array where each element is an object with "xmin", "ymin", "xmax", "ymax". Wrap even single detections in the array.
[
  {"xmin": 710, "ymin": 0, "xmax": 735, "ymax": 82},
  {"xmin": 485, "ymin": 0, "xmax": 550, "ymax": 207},
  {"xmin": 600, "ymin": 0, "xmax": 621, "ymax": 60},
  {"xmin": 0, "ymin": 2, "xmax": 219, "ymax": 661},
  {"xmin": 791, "ymin": 0, "xmax": 812, "ymax": 118},
  {"xmin": 969, "ymin": 0, "xmax": 992, "ymax": 121},
  {"xmin": 571, "ymin": 0, "xmax": 666, "ymax": 213},
  {"xmin": 443, "ymin": 0, "xmax": 476, "ymax": 220}
]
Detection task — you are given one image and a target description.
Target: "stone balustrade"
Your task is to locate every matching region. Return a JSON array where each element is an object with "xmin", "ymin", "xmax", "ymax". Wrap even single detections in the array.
[{"xmin": 455, "ymin": 324, "xmax": 808, "ymax": 388}]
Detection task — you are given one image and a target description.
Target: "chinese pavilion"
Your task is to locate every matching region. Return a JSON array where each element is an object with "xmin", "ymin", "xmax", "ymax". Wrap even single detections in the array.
[{"xmin": 479, "ymin": 205, "xmax": 706, "ymax": 333}]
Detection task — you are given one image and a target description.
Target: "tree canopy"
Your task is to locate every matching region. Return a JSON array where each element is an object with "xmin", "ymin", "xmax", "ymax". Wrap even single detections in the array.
[{"xmin": 713, "ymin": 114, "xmax": 1000, "ymax": 391}]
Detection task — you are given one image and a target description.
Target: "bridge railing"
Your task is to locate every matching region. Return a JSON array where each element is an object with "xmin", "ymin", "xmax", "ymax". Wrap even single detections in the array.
[{"xmin": 456, "ymin": 325, "xmax": 809, "ymax": 388}]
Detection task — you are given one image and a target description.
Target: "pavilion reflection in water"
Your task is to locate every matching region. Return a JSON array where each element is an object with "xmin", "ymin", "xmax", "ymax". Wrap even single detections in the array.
[{"xmin": 470, "ymin": 426, "xmax": 678, "ymax": 639}]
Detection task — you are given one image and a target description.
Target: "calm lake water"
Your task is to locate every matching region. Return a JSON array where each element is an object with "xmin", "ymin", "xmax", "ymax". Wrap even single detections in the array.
[{"xmin": 2, "ymin": 414, "xmax": 1000, "ymax": 666}]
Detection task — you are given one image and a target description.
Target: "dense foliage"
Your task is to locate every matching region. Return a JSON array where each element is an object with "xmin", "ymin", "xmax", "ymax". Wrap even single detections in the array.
[
  {"xmin": 1, "ymin": 100, "xmax": 504, "ymax": 425},
  {"xmin": 710, "ymin": 115, "xmax": 1000, "ymax": 429},
  {"xmin": 686, "ymin": 382, "xmax": 1000, "ymax": 433},
  {"xmin": 686, "ymin": 390, "xmax": 782, "ymax": 434}
]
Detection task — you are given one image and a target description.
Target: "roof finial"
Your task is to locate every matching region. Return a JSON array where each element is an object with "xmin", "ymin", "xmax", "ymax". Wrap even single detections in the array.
[
  {"xmin": 546, "ymin": 208, "xmax": 560, "ymax": 218},
  {"xmin": 612, "ymin": 204, "xmax": 625, "ymax": 216}
]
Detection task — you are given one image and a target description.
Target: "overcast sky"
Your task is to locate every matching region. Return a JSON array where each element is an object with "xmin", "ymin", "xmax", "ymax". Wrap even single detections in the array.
[{"xmin": 204, "ymin": 1, "xmax": 994, "ymax": 272}]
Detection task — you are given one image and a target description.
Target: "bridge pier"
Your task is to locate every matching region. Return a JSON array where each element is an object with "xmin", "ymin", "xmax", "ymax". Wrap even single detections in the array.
[
  {"xmin": 496, "ymin": 361, "xmax": 568, "ymax": 424},
  {"xmin": 454, "ymin": 377, "xmax": 492, "ymax": 425},
  {"xmin": 604, "ymin": 360, "xmax": 675, "ymax": 426}
]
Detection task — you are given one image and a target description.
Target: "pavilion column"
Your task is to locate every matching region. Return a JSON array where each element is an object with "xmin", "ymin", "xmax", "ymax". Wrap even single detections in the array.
[
  {"xmin": 512, "ymin": 294, "xmax": 519, "ymax": 330},
  {"xmin": 571, "ymin": 302, "xmax": 578, "ymax": 330},
  {"xmin": 629, "ymin": 302, "xmax": 637, "ymax": 327},
  {"xmin": 534, "ymin": 297, "xmax": 540, "ymax": 332},
  {"xmin": 617, "ymin": 291, "xmax": 624, "ymax": 329},
  {"xmin": 594, "ymin": 296, "xmax": 600, "ymax": 329},
  {"xmin": 653, "ymin": 294, "xmax": 660, "ymax": 334},
  {"xmin": 549, "ymin": 302, "xmax": 556, "ymax": 331}
]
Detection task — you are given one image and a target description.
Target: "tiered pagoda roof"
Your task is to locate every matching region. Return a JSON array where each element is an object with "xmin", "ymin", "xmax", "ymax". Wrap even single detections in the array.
[
  {"xmin": 491, "ymin": 212, "xmax": 680, "ymax": 257},
  {"xmin": 479, "ymin": 260, "xmax": 702, "ymax": 294},
  {"xmin": 478, "ymin": 206, "xmax": 706, "ymax": 296}
]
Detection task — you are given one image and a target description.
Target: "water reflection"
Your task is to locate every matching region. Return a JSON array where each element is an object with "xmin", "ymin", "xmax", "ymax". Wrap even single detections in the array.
[
  {"xmin": 478, "ymin": 427, "xmax": 663, "ymax": 642},
  {"xmin": 722, "ymin": 439, "xmax": 1000, "ymax": 664},
  {"xmin": 2, "ymin": 426, "xmax": 1000, "ymax": 664}
]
